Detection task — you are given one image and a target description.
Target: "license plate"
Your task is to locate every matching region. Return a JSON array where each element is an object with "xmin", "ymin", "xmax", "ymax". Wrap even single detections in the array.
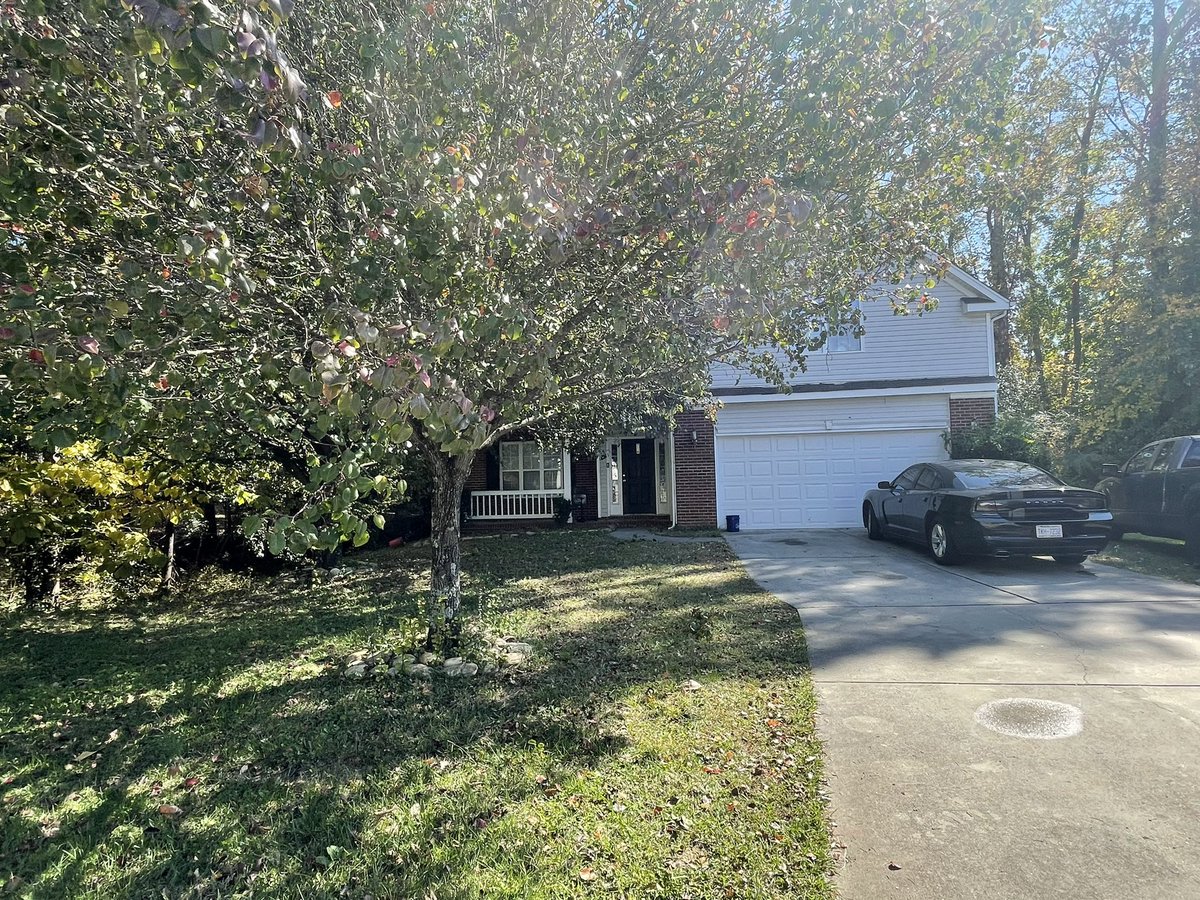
[{"xmin": 1036, "ymin": 524, "xmax": 1064, "ymax": 539}]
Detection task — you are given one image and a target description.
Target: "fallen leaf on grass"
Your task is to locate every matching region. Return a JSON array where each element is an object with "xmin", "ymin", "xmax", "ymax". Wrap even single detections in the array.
[
  {"xmin": 680, "ymin": 679, "xmax": 703, "ymax": 692},
  {"xmin": 578, "ymin": 867, "xmax": 598, "ymax": 882},
  {"xmin": 702, "ymin": 765, "xmax": 722, "ymax": 775},
  {"xmin": 158, "ymin": 804, "xmax": 183, "ymax": 818},
  {"xmin": 73, "ymin": 750, "xmax": 97, "ymax": 763}
]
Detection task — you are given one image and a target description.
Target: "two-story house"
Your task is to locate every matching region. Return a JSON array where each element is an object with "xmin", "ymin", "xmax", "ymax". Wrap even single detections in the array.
[{"xmin": 464, "ymin": 262, "xmax": 1008, "ymax": 531}]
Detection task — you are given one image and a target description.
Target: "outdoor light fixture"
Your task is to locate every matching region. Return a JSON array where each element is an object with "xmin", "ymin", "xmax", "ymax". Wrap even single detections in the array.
[{"xmin": 691, "ymin": 429, "xmax": 698, "ymax": 443}]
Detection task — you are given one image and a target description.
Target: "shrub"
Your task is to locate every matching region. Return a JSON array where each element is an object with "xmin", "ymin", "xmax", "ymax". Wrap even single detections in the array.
[{"xmin": 947, "ymin": 416, "xmax": 1055, "ymax": 471}]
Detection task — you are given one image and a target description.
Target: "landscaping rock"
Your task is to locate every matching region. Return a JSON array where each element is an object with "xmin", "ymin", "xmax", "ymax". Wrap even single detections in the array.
[
  {"xmin": 497, "ymin": 641, "xmax": 534, "ymax": 666},
  {"xmin": 345, "ymin": 650, "xmax": 369, "ymax": 667},
  {"xmin": 344, "ymin": 663, "xmax": 368, "ymax": 677},
  {"xmin": 404, "ymin": 663, "xmax": 432, "ymax": 678},
  {"xmin": 444, "ymin": 662, "xmax": 478, "ymax": 677},
  {"xmin": 417, "ymin": 651, "xmax": 437, "ymax": 665},
  {"xmin": 443, "ymin": 657, "xmax": 464, "ymax": 668}
]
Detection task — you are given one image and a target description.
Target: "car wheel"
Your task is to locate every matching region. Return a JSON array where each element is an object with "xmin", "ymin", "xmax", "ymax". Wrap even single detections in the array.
[
  {"xmin": 1052, "ymin": 554, "xmax": 1087, "ymax": 566},
  {"xmin": 927, "ymin": 518, "xmax": 958, "ymax": 565},
  {"xmin": 864, "ymin": 503, "xmax": 883, "ymax": 540}
]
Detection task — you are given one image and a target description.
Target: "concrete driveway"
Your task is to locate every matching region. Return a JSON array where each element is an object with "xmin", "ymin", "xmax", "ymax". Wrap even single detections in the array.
[{"xmin": 725, "ymin": 528, "xmax": 1200, "ymax": 900}]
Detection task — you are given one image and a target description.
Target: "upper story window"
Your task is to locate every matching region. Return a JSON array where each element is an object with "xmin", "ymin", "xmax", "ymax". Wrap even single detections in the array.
[
  {"xmin": 808, "ymin": 299, "xmax": 863, "ymax": 353},
  {"xmin": 499, "ymin": 442, "xmax": 563, "ymax": 491}
]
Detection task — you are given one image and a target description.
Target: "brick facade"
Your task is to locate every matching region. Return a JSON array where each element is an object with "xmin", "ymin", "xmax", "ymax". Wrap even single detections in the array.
[
  {"xmin": 464, "ymin": 449, "xmax": 490, "ymax": 493},
  {"xmin": 949, "ymin": 397, "xmax": 997, "ymax": 432},
  {"xmin": 672, "ymin": 410, "xmax": 718, "ymax": 528},
  {"xmin": 569, "ymin": 451, "xmax": 599, "ymax": 521}
]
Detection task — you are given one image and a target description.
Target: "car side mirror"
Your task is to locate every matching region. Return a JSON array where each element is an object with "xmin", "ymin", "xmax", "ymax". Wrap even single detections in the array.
[
  {"xmin": 1100, "ymin": 463, "xmax": 1120, "ymax": 477},
  {"xmin": 877, "ymin": 481, "xmax": 893, "ymax": 490}
]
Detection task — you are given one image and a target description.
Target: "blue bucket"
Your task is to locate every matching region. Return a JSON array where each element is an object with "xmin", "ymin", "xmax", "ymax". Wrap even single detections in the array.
[{"xmin": 725, "ymin": 515, "xmax": 741, "ymax": 533}]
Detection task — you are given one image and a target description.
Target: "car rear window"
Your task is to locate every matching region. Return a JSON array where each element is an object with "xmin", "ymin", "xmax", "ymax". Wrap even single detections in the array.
[{"xmin": 951, "ymin": 462, "xmax": 1063, "ymax": 489}]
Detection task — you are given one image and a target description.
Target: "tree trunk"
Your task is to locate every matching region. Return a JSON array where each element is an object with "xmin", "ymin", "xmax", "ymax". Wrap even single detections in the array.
[
  {"xmin": 1145, "ymin": 0, "xmax": 1170, "ymax": 286},
  {"xmin": 161, "ymin": 522, "xmax": 177, "ymax": 594},
  {"xmin": 987, "ymin": 205, "xmax": 1010, "ymax": 296},
  {"xmin": 21, "ymin": 544, "xmax": 62, "ymax": 608},
  {"xmin": 986, "ymin": 204, "xmax": 1013, "ymax": 368},
  {"xmin": 1064, "ymin": 63, "xmax": 1108, "ymax": 394},
  {"xmin": 425, "ymin": 448, "xmax": 474, "ymax": 642}
]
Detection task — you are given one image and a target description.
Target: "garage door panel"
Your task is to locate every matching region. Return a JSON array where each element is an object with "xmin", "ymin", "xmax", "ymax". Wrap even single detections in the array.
[
  {"xmin": 776, "ymin": 460, "xmax": 800, "ymax": 476},
  {"xmin": 716, "ymin": 423, "xmax": 948, "ymax": 529}
]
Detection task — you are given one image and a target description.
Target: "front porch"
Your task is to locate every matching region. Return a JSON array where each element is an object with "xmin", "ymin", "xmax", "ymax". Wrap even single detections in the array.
[{"xmin": 463, "ymin": 433, "xmax": 676, "ymax": 528}]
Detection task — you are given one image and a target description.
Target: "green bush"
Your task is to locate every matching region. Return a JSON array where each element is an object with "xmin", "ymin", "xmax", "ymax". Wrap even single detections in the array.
[
  {"xmin": 553, "ymin": 496, "xmax": 574, "ymax": 526},
  {"xmin": 947, "ymin": 416, "xmax": 1055, "ymax": 471}
]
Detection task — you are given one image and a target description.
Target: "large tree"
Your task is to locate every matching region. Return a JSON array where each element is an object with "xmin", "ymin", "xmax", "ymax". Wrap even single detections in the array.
[{"xmin": 1, "ymin": 0, "xmax": 1038, "ymax": 628}]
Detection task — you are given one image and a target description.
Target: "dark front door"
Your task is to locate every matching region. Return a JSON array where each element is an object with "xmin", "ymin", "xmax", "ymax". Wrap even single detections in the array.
[{"xmin": 621, "ymin": 439, "xmax": 656, "ymax": 515}]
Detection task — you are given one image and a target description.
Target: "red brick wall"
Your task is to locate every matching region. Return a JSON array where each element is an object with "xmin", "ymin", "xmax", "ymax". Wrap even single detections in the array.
[
  {"xmin": 570, "ymin": 451, "xmax": 599, "ymax": 521},
  {"xmin": 673, "ymin": 410, "xmax": 717, "ymax": 528},
  {"xmin": 465, "ymin": 449, "xmax": 490, "ymax": 492},
  {"xmin": 949, "ymin": 397, "xmax": 997, "ymax": 432}
]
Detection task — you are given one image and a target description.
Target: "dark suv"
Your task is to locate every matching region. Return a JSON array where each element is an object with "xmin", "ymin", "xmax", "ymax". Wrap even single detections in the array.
[{"xmin": 1095, "ymin": 436, "xmax": 1200, "ymax": 560}]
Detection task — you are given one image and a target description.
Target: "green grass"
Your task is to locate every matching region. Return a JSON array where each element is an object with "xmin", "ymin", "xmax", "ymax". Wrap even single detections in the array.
[
  {"xmin": 1094, "ymin": 534, "xmax": 1200, "ymax": 585},
  {"xmin": 0, "ymin": 532, "xmax": 834, "ymax": 899}
]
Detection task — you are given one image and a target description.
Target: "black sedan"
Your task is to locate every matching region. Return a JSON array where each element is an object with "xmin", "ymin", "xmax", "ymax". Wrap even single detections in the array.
[{"xmin": 861, "ymin": 459, "xmax": 1113, "ymax": 565}]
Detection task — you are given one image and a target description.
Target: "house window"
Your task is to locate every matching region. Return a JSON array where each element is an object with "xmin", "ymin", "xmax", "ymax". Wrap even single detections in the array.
[
  {"xmin": 499, "ymin": 442, "xmax": 563, "ymax": 492},
  {"xmin": 808, "ymin": 299, "xmax": 863, "ymax": 352}
]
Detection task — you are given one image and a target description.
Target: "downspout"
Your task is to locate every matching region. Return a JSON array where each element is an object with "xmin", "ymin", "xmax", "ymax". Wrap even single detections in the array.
[{"xmin": 990, "ymin": 310, "xmax": 1009, "ymax": 416}]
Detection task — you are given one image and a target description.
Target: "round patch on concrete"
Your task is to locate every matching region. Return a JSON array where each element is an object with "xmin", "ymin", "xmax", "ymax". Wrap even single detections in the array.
[
  {"xmin": 974, "ymin": 698, "xmax": 1083, "ymax": 740},
  {"xmin": 777, "ymin": 538, "xmax": 808, "ymax": 546}
]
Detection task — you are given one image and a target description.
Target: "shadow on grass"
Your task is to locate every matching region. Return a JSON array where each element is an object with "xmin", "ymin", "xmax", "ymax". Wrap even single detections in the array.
[{"xmin": 1, "ymin": 532, "xmax": 823, "ymax": 899}]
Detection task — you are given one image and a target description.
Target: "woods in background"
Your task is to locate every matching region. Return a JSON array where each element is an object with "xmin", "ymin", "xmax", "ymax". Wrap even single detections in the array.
[{"xmin": 956, "ymin": 0, "xmax": 1200, "ymax": 480}]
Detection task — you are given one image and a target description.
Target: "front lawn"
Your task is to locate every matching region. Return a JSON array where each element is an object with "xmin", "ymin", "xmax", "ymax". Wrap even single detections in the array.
[
  {"xmin": 0, "ymin": 532, "xmax": 833, "ymax": 899},
  {"xmin": 1094, "ymin": 534, "xmax": 1200, "ymax": 586}
]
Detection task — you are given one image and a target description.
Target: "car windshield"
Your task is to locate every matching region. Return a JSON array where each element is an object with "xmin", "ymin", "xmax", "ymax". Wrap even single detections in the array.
[{"xmin": 951, "ymin": 461, "xmax": 1063, "ymax": 489}]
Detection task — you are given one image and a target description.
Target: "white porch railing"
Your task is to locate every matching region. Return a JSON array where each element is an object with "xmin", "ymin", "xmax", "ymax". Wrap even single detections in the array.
[{"xmin": 468, "ymin": 490, "xmax": 564, "ymax": 520}]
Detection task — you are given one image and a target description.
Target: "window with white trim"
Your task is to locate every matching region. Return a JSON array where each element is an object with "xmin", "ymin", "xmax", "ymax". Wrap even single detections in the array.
[
  {"xmin": 499, "ymin": 442, "xmax": 563, "ymax": 492},
  {"xmin": 808, "ymin": 299, "xmax": 863, "ymax": 352}
]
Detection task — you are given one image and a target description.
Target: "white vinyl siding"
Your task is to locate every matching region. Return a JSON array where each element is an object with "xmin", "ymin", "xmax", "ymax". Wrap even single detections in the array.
[{"xmin": 710, "ymin": 275, "xmax": 994, "ymax": 391}]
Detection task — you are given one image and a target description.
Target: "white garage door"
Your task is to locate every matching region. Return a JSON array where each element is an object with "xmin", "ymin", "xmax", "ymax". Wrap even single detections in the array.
[{"xmin": 714, "ymin": 397, "xmax": 950, "ymax": 529}]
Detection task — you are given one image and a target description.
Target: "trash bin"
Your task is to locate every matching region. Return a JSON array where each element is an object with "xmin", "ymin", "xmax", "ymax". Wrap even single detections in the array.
[{"xmin": 725, "ymin": 514, "xmax": 740, "ymax": 533}]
